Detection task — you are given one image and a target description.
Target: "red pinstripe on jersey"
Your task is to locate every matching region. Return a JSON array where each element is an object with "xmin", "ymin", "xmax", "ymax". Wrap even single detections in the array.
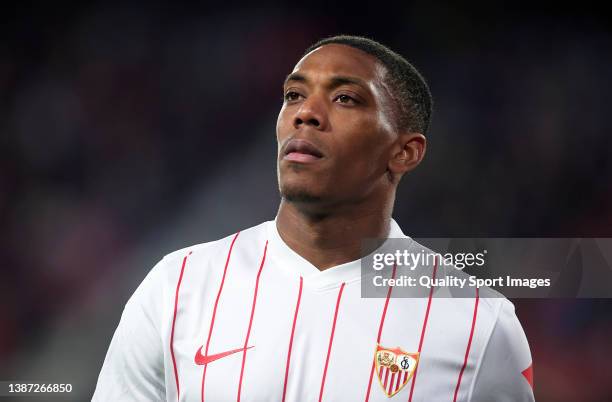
[
  {"xmin": 453, "ymin": 287, "xmax": 480, "ymax": 402},
  {"xmin": 364, "ymin": 263, "xmax": 398, "ymax": 402},
  {"xmin": 383, "ymin": 368, "xmax": 390, "ymax": 389},
  {"xmin": 200, "ymin": 232, "xmax": 240, "ymax": 402},
  {"xmin": 170, "ymin": 251, "xmax": 192, "ymax": 402},
  {"xmin": 377, "ymin": 366, "xmax": 411, "ymax": 396},
  {"xmin": 388, "ymin": 372, "xmax": 396, "ymax": 394},
  {"xmin": 319, "ymin": 282, "xmax": 346, "ymax": 402},
  {"xmin": 282, "ymin": 276, "xmax": 304, "ymax": 402},
  {"xmin": 237, "ymin": 240, "xmax": 269, "ymax": 402},
  {"xmin": 408, "ymin": 257, "xmax": 438, "ymax": 402}
]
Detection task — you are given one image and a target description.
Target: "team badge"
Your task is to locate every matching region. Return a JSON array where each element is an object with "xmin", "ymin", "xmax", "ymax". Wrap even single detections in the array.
[{"xmin": 374, "ymin": 344, "xmax": 419, "ymax": 397}]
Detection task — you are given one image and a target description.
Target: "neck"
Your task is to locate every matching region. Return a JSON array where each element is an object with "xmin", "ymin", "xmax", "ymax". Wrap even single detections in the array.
[{"xmin": 275, "ymin": 195, "xmax": 394, "ymax": 271}]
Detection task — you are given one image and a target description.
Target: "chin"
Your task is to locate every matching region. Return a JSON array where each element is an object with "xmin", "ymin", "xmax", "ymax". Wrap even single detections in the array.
[{"xmin": 279, "ymin": 182, "xmax": 323, "ymax": 204}]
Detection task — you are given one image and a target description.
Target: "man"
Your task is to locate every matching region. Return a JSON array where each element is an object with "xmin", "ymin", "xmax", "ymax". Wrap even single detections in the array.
[{"xmin": 93, "ymin": 35, "xmax": 534, "ymax": 401}]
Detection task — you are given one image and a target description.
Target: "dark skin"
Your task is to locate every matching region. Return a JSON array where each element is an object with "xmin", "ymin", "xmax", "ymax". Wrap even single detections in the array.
[{"xmin": 276, "ymin": 44, "xmax": 426, "ymax": 270}]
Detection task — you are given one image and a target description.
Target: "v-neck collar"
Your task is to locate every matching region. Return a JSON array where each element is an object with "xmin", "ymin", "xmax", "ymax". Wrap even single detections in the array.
[{"xmin": 266, "ymin": 217, "xmax": 409, "ymax": 290}]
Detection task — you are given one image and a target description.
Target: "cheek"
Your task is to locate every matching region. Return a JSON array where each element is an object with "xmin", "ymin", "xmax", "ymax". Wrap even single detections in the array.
[
  {"xmin": 331, "ymin": 117, "xmax": 390, "ymax": 180},
  {"xmin": 359, "ymin": 114, "xmax": 394, "ymax": 164},
  {"xmin": 276, "ymin": 110, "xmax": 292, "ymax": 157},
  {"xmin": 276, "ymin": 107, "xmax": 290, "ymax": 142},
  {"xmin": 342, "ymin": 115, "xmax": 388, "ymax": 155}
]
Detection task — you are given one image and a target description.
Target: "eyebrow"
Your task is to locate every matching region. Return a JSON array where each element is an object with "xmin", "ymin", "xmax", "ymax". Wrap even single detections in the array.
[{"xmin": 283, "ymin": 73, "xmax": 370, "ymax": 93}]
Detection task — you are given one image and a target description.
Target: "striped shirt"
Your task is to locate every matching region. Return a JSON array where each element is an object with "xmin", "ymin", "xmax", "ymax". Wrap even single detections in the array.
[{"xmin": 92, "ymin": 219, "xmax": 534, "ymax": 402}]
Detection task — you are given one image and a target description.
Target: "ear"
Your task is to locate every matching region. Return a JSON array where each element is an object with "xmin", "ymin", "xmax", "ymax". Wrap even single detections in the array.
[{"xmin": 387, "ymin": 132, "xmax": 427, "ymax": 178}]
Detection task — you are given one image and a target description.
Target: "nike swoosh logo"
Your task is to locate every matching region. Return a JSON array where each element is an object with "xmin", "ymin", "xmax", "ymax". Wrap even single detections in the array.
[{"xmin": 194, "ymin": 345, "xmax": 254, "ymax": 365}]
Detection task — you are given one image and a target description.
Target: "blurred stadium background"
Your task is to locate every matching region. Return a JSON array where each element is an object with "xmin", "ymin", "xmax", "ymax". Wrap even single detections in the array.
[{"xmin": 1, "ymin": 1, "xmax": 611, "ymax": 401}]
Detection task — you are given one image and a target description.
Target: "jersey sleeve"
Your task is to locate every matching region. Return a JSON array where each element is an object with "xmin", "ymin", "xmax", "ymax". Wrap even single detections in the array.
[
  {"xmin": 92, "ymin": 259, "xmax": 167, "ymax": 402},
  {"xmin": 469, "ymin": 299, "xmax": 535, "ymax": 402}
]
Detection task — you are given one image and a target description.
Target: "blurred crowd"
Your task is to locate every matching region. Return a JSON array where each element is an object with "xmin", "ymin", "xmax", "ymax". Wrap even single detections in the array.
[{"xmin": 1, "ymin": 2, "xmax": 611, "ymax": 401}]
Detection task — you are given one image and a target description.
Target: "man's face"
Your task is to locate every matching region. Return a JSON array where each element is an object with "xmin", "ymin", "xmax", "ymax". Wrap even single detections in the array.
[{"xmin": 276, "ymin": 44, "xmax": 397, "ymax": 208}]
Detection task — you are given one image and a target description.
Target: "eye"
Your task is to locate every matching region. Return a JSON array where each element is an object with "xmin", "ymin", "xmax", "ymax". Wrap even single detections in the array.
[
  {"xmin": 334, "ymin": 94, "xmax": 357, "ymax": 104},
  {"xmin": 284, "ymin": 91, "xmax": 302, "ymax": 102}
]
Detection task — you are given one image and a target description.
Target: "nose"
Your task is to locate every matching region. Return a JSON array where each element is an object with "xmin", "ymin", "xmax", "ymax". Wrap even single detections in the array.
[{"xmin": 293, "ymin": 94, "xmax": 328, "ymax": 131}]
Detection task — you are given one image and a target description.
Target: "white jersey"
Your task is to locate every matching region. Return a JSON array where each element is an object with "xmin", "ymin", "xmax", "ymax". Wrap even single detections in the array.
[{"xmin": 93, "ymin": 220, "xmax": 534, "ymax": 402}]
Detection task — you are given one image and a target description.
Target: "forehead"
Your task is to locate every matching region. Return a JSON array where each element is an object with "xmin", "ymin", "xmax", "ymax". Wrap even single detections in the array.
[{"xmin": 290, "ymin": 44, "xmax": 387, "ymax": 86}]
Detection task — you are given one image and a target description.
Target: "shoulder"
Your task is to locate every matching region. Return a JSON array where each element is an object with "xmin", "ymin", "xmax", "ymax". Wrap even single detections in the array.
[
  {"xmin": 469, "ymin": 298, "xmax": 534, "ymax": 400},
  {"xmin": 148, "ymin": 221, "xmax": 271, "ymax": 283},
  {"xmin": 485, "ymin": 298, "xmax": 531, "ymax": 360}
]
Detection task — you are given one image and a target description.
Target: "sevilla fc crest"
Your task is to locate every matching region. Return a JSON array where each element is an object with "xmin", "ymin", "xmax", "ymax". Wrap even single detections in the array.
[{"xmin": 374, "ymin": 344, "xmax": 419, "ymax": 397}]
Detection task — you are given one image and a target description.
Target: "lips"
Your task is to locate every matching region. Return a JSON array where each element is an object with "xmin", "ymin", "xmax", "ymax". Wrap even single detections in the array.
[{"xmin": 283, "ymin": 139, "xmax": 324, "ymax": 163}]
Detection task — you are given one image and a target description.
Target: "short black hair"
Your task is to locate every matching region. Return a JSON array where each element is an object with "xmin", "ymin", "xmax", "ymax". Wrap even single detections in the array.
[{"xmin": 303, "ymin": 35, "xmax": 433, "ymax": 134}]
